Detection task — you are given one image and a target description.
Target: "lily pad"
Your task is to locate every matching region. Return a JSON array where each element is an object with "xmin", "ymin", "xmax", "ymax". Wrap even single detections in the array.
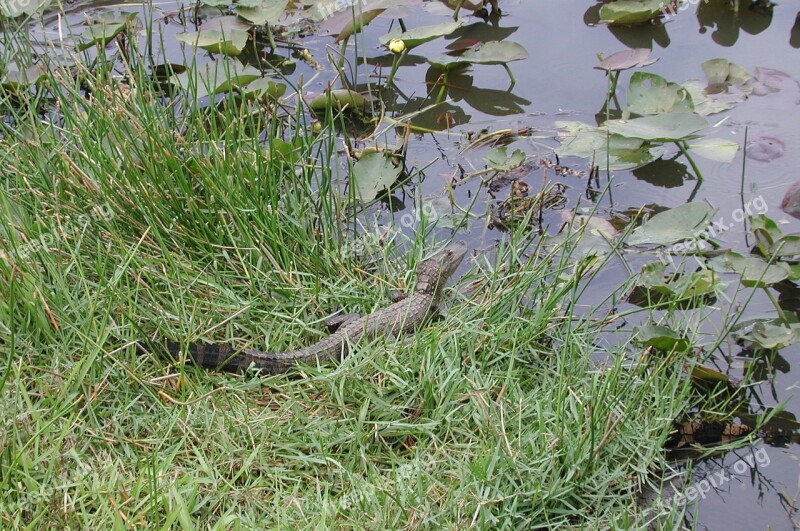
[
  {"xmin": 735, "ymin": 320, "xmax": 800, "ymax": 350},
  {"xmin": 707, "ymin": 251, "xmax": 790, "ymax": 287},
  {"xmin": 351, "ymin": 151, "xmax": 403, "ymax": 202},
  {"xmin": 171, "ymin": 58, "xmax": 262, "ymax": 100},
  {"xmin": 599, "ymin": 0, "xmax": 664, "ymax": 25},
  {"xmin": 594, "ymin": 48, "xmax": 658, "ymax": 72},
  {"xmin": 379, "ymin": 21, "xmax": 462, "ymax": 49},
  {"xmin": 626, "ymin": 72, "xmax": 694, "ymax": 116},
  {"xmin": 428, "ymin": 41, "xmax": 528, "ymax": 69},
  {"xmin": 236, "ymin": 0, "xmax": 290, "ymax": 25},
  {"xmin": 627, "ymin": 202, "xmax": 717, "ymax": 246},
  {"xmin": 77, "ymin": 12, "xmax": 139, "ymax": 51},
  {"xmin": 1, "ymin": 64, "xmax": 49, "ymax": 89},
  {"xmin": 683, "ymin": 59, "xmax": 752, "ymax": 116},
  {"xmin": 781, "ymin": 180, "xmax": 800, "ymax": 220},
  {"xmin": 486, "ymin": 146, "xmax": 525, "ymax": 171},
  {"xmin": 751, "ymin": 214, "xmax": 800, "ymax": 257},
  {"xmin": 687, "ymin": 138, "xmax": 739, "ymax": 163},
  {"xmin": 239, "ymin": 78, "xmax": 286, "ymax": 101},
  {"xmin": 631, "ymin": 262, "xmax": 719, "ymax": 307},
  {"xmin": 605, "ymin": 112, "xmax": 708, "ymax": 142},
  {"xmin": 635, "ymin": 325, "xmax": 692, "ymax": 353},
  {"xmin": 746, "ymin": 136, "xmax": 785, "ymax": 162},
  {"xmin": 176, "ymin": 17, "xmax": 252, "ymax": 56},
  {"xmin": 752, "ymin": 67, "xmax": 800, "ymax": 105},
  {"xmin": 308, "ymin": 89, "xmax": 370, "ymax": 112},
  {"xmin": 554, "ymin": 121, "xmax": 664, "ymax": 171}
]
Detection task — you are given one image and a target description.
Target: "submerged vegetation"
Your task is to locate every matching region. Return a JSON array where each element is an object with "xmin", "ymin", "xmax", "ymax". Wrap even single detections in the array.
[{"xmin": 1, "ymin": 0, "xmax": 798, "ymax": 528}]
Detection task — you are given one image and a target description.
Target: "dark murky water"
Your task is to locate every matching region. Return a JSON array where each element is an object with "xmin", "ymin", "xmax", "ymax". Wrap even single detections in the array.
[{"xmin": 10, "ymin": 0, "xmax": 800, "ymax": 527}]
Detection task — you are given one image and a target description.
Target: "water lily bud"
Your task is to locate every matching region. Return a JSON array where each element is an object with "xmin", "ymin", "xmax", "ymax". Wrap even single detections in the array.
[{"xmin": 388, "ymin": 39, "xmax": 405, "ymax": 54}]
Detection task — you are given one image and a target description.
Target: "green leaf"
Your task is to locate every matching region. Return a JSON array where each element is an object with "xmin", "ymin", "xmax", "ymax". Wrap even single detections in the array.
[
  {"xmin": 599, "ymin": 0, "xmax": 664, "ymax": 25},
  {"xmin": 176, "ymin": 17, "xmax": 252, "ymax": 56},
  {"xmin": 485, "ymin": 146, "xmax": 525, "ymax": 171},
  {"xmin": 1, "ymin": 64, "xmax": 48, "ymax": 89},
  {"xmin": 351, "ymin": 151, "xmax": 403, "ymax": 203},
  {"xmin": 687, "ymin": 138, "xmax": 739, "ymax": 163},
  {"xmin": 428, "ymin": 41, "xmax": 528, "ymax": 69},
  {"xmin": 626, "ymin": 72, "xmax": 694, "ymax": 115},
  {"xmin": 682, "ymin": 59, "xmax": 753, "ymax": 116},
  {"xmin": 236, "ymin": 0, "xmax": 290, "ymax": 25},
  {"xmin": 239, "ymin": 78, "xmax": 286, "ymax": 102},
  {"xmin": 554, "ymin": 121, "xmax": 663, "ymax": 171},
  {"xmin": 735, "ymin": 320, "xmax": 800, "ymax": 350},
  {"xmin": 171, "ymin": 58, "xmax": 262, "ymax": 100},
  {"xmin": 605, "ymin": 112, "xmax": 708, "ymax": 142},
  {"xmin": 635, "ymin": 325, "xmax": 692, "ymax": 353},
  {"xmin": 707, "ymin": 251, "xmax": 790, "ymax": 287},
  {"xmin": 379, "ymin": 21, "xmax": 462, "ymax": 49},
  {"xmin": 594, "ymin": 48, "xmax": 658, "ymax": 72},
  {"xmin": 308, "ymin": 89, "xmax": 370, "ymax": 112},
  {"xmin": 627, "ymin": 202, "xmax": 717, "ymax": 246},
  {"xmin": 77, "ymin": 12, "xmax": 138, "ymax": 51},
  {"xmin": 631, "ymin": 262, "xmax": 720, "ymax": 308}
]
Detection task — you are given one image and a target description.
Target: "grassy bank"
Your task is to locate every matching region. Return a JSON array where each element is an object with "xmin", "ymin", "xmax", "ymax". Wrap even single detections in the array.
[{"xmin": 0, "ymin": 35, "xmax": 703, "ymax": 529}]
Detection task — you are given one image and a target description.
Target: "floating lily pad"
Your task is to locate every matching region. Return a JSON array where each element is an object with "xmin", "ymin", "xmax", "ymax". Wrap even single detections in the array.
[
  {"xmin": 176, "ymin": 17, "xmax": 252, "ymax": 56},
  {"xmin": 351, "ymin": 151, "xmax": 403, "ymax": 202},
  {"xmin": 702, "ymin": 58, "xmax": 752, "ymax": 93},
  {"xmin": 687, "ymin": 138, "xmax": 739, "ymax": 163},
  {"xmin": 595, "ymin": 48, "xmax": 658, "ymax": 72},
  {"xmin": 171, "ymin": 58, "xmax": 262, "ymax": 100},
  {"xmin": 605, "ymin": 112, "xmax": 708, "ymax": 142},
  {"xmin": 735, "ymin": 320, "xmax": 800, "ymax": 350},
  {"xmin": 77, "ymin": 12, "xmax": 139, "ymax": 51},
  {"xmin": 631, "ymin": 262, "xmax": 719, "ymax": 308},
  {"xmin": 627, "ymin": 202, "xmax": 717, "ymax": 246},
  {"xmin": 635, "ymin": 325, "xmax": 692, "ymax": 353},
  {"xmin": 752, "ymin": 67, "xmax": 800, "ymax": 104},
  {"xmin": 379, "ymin": 21, "xmax": 462, "ymax": 49},
  {"xmin": 683, "ymin": 59, "xmax": 753, "ymax": 116},
  {"xmin": 2, "ymin": 64, "xmax": 49, "ymax": 89},
  {"xmin": 554, "ymin": 121, "xmax": 664, "ymax": 171},
  {"xmin": 308, "ymin": 89, "xmax": 370, "ymax": 112},
  {"xmin": 236, "ymin": 0, "xmax": 289, "ymax": 25},
  {"xmin": 486, "ymin": 146, "xmax": 525, "ymax": 171},
  {"xmin": 239, "ymin": 78, "xmax": 286, "ymax": 101},
  {"xmin": 707, "ymin": 251, "xmax": 790, "ymax": 287},
  {"xmin": 746, "ymin": 136, "xmax": 785, "ymax": 162},
  {"xmin": 599, "ymin": 0, "xmax": 664, "ymax": 25},
  {"xmin": 428, "ymin": 41, "xmax": 528, "ymax": 69},
  {"xmin": 751, "ymin": 214, "xmax": 800, "ymax": 257},
  {"xmin": 781, "ymin": 180, "xmax": 800, "ymax": 220},
  {"xmin": 626, "ymin": 72, "xmax": 694, "ymax": 115},
  {"xmin": 690, "ymin": 365, "xmax": 739, "ymax": 390}
]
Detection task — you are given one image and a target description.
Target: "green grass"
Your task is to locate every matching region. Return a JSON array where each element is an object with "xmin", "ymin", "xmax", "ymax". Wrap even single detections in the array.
[{"xmin": 0, "ymin": 35, "xmax": 708, "ymax": 529}]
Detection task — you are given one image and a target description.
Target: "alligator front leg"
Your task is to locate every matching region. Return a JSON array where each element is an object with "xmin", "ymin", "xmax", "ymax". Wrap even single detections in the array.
[{"xmin": 324, "ymin": 313, "xmax": 361, "ymax": 332}]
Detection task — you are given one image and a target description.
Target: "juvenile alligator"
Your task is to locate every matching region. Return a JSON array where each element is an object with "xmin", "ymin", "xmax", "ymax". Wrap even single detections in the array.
[{"xmin": 143, "ymin": 241, "xmax": 467, "ymax": 374}]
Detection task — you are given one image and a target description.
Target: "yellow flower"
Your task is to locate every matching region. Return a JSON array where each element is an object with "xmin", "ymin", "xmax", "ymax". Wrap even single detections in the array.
[{"xmin": 388, "ymin": 38, "xmax": 406, "ymax": 54}]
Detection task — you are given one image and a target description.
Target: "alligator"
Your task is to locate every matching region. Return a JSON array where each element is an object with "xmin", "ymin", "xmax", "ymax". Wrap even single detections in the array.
[{"xmin": 141, "ymin": 241, "xmax": 467, "ymax": 374}]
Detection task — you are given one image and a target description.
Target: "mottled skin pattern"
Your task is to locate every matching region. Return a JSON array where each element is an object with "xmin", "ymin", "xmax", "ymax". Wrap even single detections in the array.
[{"xmin": 148, "ymin": 241, "xmax": 467, "ymax": 374}]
